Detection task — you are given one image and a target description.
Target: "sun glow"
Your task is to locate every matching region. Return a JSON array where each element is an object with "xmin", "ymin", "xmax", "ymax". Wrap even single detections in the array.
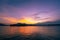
[
  {"xmin": 1, "ymin": 16, "xmax": 52, "ymax": 24},
  {"xmin": 18, "ymin": 17, "xmax": 36, "ymax": 24}
]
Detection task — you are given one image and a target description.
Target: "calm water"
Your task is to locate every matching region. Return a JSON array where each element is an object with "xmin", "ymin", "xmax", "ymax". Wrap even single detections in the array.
[{"xmin": 0, "ymin": 26, "xmax": 60, "ymax": 40}]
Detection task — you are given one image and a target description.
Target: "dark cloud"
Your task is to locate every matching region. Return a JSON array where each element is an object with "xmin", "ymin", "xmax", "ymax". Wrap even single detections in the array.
[{"xmin": 44, "ymin": 20, "xmax": 60, "ymax": 24}]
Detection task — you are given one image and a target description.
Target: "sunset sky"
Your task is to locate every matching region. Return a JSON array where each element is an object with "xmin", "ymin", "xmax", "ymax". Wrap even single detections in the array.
[{"xmin": 0, "ymin": 0, "xmax": 60, "ymax": 24}]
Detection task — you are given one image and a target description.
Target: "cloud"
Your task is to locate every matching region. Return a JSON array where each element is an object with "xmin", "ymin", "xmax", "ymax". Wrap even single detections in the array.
[
  {"xmin": 44, "ymin": 20, "xmax": 60, "ymax": 24},
  {"xmin": 0, "ymin": 16, "xmax": 18, "ymax": 24}
]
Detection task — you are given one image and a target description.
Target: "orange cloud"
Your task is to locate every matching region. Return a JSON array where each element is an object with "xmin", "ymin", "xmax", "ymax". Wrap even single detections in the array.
[
  {"xmin": 0, "ymin": 16, "xmax": 18, "ymax": 24},
  {"xmin": 0, "ymin": 15, "xmax": 55, "ymax": 24}
]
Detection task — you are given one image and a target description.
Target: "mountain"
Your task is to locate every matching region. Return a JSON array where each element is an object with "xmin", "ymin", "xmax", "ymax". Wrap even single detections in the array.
[
  {"xmin": 0, "ymin": 23, "xmax": 7, "ymax": 26},
  {"xmin": 36, "ymin": 20, "xmax": 60, "ymax": 26},
  {"xmin": 10, "ymin": 23, "xmax": 27, "ymax": 26}
]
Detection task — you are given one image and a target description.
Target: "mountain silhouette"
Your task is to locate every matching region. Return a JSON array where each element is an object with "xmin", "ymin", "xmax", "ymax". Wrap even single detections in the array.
[{"xmin": 0, "ymin": 23, "xmax": 7, "ymax": 26}]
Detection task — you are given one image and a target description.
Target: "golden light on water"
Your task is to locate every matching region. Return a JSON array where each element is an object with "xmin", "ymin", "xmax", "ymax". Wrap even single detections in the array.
[
  {"xmin": 18, "ymin": 26, "xmax": 57, "ymax": 36},
  {"xmin": 18, "ymin": 26, "xmax": 38, "ymax": 36},
  {"xmin": 1, "ymin": 26, "xmax": 57, "ymax": 37}
]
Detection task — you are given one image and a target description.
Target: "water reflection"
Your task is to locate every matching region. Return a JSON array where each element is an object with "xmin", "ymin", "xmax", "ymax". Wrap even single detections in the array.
[
  {"xmin": 0, "ymin": 26, "xmax": 60, "ymax": 40},
  {"xmin": 18, "ymin": 26, "xmax": 39, "ymax": 36}
]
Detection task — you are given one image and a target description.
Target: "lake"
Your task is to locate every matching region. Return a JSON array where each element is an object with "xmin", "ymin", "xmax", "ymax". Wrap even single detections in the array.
[{"xmin": 0, "ymin": 26, "xmax": 60, "ymax": 40}]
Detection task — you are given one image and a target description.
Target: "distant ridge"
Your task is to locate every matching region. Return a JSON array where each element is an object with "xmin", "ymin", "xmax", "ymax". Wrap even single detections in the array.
[
  {"xmin": 10, "ymin": 23, "xmax": 60, "ymax": 26},
  {"xmin": 0, "ymin": 23, "xmax": 7, "ymax": 26},
  {"xmin": 0, "ymin": 23, "xmax": 60, "ymax": 26}
]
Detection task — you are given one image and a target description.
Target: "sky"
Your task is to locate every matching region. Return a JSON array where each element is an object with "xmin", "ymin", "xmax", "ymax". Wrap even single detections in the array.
[{"xmin": 0, "ymin": 0, "xmax": 60, "ymax": 24}]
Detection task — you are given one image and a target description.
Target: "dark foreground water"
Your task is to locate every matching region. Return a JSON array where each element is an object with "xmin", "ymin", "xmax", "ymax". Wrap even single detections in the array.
[{"xmin": 0, "ymin": 26, "xmax": 60, "ymax": 40}]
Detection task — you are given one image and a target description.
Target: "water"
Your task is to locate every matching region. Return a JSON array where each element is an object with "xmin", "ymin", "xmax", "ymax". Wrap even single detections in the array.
[{"xmin": 0, "ymin": 26, "xmax": 60, "ymax": 40}]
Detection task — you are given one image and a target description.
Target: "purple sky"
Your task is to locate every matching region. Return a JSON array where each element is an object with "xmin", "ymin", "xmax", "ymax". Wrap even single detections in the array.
[{"xmin": 0, "ymin": 0, "xmax": 60, "ymax": 24}]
